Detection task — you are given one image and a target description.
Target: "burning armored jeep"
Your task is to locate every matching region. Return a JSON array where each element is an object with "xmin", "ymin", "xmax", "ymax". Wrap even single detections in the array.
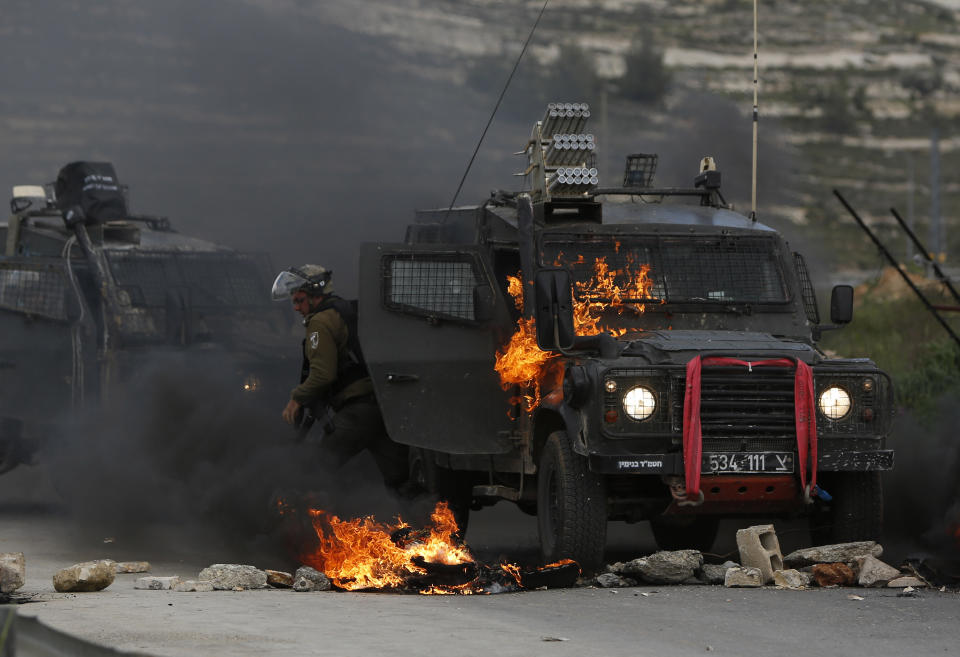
[
  {"xmin": 359, "ymin": 105, "xmax": 894, "ymax": 570},
  {"xmin": 0, "ymin": 162, "xmax": 292, "ymax": 474}
]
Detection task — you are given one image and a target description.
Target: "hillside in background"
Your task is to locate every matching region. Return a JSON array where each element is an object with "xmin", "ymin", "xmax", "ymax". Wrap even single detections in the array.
[{"xmin": 0, "ymin": 0, "xmax": 957, "ymax": 290}]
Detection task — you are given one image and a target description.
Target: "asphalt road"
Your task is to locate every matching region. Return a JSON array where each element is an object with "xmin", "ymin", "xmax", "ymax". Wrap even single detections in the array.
[{"xmin": 2, "ymin": 465, "xmax": 958, "ymax": 657}]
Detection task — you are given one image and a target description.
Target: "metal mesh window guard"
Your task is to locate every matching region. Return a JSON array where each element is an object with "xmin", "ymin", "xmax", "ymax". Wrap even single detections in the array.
[
  {"xmin": 385, "ymin": 256, "xmax": 477, "ymax": 321},
  {"xmin": 546, "ymin": 235, "xmax": 788, "ymax": 305},
  {"xmin": 793, "ymin": 252, "xmax": 820, "ymax": 324},
  {"xmin": 107, "ymin": 252, "xmax": 267, "ymax": 308},
  {"xmin": 0, "ymin": 265, "xmax": 69, "ymax": 320}
]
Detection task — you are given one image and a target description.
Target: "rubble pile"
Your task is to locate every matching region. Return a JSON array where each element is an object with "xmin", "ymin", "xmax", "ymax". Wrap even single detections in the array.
[
  {"xmin": 3, "ymin": 524, "xmax": 948, "ymax": 598},
  {"xmin": 582, "ymin": 525, "xmax": 936, "ymax": 592}
]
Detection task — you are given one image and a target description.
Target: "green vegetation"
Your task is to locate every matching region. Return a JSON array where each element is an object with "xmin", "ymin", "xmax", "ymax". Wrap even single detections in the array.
[{"xmin": 820, "ymin": 281, "xmax": 960, "ymax": 421}]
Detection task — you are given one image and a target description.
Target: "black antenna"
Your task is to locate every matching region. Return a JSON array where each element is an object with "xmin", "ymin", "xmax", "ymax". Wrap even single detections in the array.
[{"xmin": 445, "ymin": 0, "xmax": 550, "ymax": 217}]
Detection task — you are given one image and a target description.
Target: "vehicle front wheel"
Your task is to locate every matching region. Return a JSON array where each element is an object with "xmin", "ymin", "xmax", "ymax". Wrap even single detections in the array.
[
  {"xmin": 809, "ymin": 472, "xmax": 883, "ymax": 545},
  {"xmin": 537, "ymin": 431, "xmax": 607, "ymax": 572}
]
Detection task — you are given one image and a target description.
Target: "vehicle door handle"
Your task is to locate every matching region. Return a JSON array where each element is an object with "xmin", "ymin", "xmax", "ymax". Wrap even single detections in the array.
[{"xmin": 385, "ymin": 373, "xmax": 419, "ymax": 384}]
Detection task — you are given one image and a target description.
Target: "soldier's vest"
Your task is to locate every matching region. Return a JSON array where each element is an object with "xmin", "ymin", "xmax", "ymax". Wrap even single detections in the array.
[{"xmin": 299, "ymin": 296, "xmax": 369, "ymax": 398}]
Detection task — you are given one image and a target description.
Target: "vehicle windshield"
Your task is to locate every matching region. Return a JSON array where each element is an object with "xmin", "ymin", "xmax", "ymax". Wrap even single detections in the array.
[
  {"xmin": 106, "ymin": 251, "xmax": 270, "ymax": 308},
  {"xmin": 543, "ymin": 234, "xmax": 789, "ymax": 305}
]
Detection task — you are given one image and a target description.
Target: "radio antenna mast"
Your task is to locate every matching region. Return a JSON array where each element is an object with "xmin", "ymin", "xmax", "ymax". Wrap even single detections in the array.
[
  {"xmin": 750, "ymin": 0, "xmax": 759, "ymax": 222},
  {"xmin": 445, "ymin": 0, "xmax": 550, "ymax": 218}
]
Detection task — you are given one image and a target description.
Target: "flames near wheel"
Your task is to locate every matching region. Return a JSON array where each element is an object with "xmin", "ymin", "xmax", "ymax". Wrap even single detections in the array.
[
  {"xmin": 494, "ymin": 255, "xmax": 657, "ymax": 411},
  {"xmin": 282, "ymin": 500, "xmax": 580, "ymax": 594}
]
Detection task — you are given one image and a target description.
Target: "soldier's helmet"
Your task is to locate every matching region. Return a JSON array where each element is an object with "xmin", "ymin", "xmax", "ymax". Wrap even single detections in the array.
[{"xmin": 271, "ymin": 264, "xmax": 334, "ymax": 300}]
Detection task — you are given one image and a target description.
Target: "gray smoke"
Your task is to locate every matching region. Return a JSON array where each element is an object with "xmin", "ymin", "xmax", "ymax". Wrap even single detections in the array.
[
  {"xmin": 881, "ymin": 393, "xmax": 960, "ymax": 565},
  {"xmin": 44, "ymin": 353, "xmax": 413, "ymax": 565}
]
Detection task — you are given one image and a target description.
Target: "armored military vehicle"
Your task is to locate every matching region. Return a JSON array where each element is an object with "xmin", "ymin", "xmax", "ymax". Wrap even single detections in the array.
[
  {"xmin": 0, "ymin": 162, "xmax": 292, "ymax": 474},
  {"xmin": 359, "ymin": 105, "xmax": 893, "ymax": 570}
]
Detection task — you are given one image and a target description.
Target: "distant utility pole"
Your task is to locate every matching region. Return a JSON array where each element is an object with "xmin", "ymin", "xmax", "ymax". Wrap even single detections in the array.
[
  {"xmin": 906, "ymin": 151, "xmax": 914, "ymax": 261},
  {"xmin": 929, "ymin": 127, "xmax": 943, "ymax": 273}
]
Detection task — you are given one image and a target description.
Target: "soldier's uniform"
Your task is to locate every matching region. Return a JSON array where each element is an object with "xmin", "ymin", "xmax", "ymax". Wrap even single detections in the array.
[{"xmin": 293, "ymin": 299, "xmax": 408, "ymax": 491}]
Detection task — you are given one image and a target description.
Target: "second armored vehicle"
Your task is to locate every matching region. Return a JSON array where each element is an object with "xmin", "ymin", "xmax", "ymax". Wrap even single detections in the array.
[{"xmin": 0, "ymin": 162, "xmax": 292, "ymax": 474}]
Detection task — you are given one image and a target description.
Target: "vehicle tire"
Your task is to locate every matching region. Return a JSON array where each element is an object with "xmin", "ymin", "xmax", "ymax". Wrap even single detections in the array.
[
  {"xmin": 809, "ymin": 472, "xmax": 883, "ymax": 545},
  {"xmin": 408, "ymin": 448, "xmax": 471, "ymax": 536},
  {"xmin": 649, "ymin": 515, "xmax": 719, "ymax": 553},
  {"xmin": 537, "ymin": 431, "xmax": 607, "ymax": 572}
]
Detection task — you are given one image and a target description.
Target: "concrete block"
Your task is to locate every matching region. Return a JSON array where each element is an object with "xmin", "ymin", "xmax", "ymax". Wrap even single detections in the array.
[{"xmin": 736, "ymin": 524, "xmax": 783, "ymax": 584}]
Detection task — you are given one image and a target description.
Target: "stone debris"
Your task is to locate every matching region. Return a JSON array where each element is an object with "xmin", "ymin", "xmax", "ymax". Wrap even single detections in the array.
[
  {"xmin": 174, "ymin": 580, "xmax": 215, "ymax": 592},
  {"xmin": 812, "ymin": 562, "xmax": 856, "ymax": 587},
  {"xmin": 595, "ymin": 572, "xmax": 637, "ymax": 588},
  {"xmin": 0, "ymin": 552, "xmax": 25, "ymax": 594},
  {"xmin": 115, "ymin": 561, "xmax": 151, "ymax": 574},
  {"xmin": 197, "ymin": 564, "xmax": 268, "ymax": 590},
  {"xmin": 736, "ymin": 525, "xmax": 783, "ymax": 584},
  {"xmin": 611, "ymin": 550, "xmax": 703, "ymax": 584},
  {"xmin": 856, "ymin": 555, "xmax": 902, "ymax": 587},
  {"xmin": 265, "ymin": 569, "xmax": 294, "ymax": 588},
  {"xmin": 783, "ymin": 542, "xmax": 882, "ymax": 569},
  {"xmin": 134, "ymin": 576, "xmax": 182, "ymax": 590},
  {"xmin": 724, "ymin": 566, "xmax": 763, "ymax": 588},
  {"xmin": 293, "ymin": 566, "xmax": 331, "ymax": 592},
  {"xmin": 773, "ymin": 569, "xmax": 809, "ymax": 590},
  {"xmin": 699, "ymin": 561, "xmax": 739, "ymax": 585},
  {"xmin": 53, "ymin": 560, "xmax": 116, "ymax": 593},
  {"xmin": 887, "ymin": 576, "xmax": 925, "ymax": 588}
]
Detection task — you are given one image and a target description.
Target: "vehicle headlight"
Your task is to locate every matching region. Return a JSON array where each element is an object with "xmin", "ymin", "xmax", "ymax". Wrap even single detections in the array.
[
  {"xmin": 818, "ymin": 386, "xmax": 851, "ymax": 420},
  {"xmin": 623, "ymin": 386, "xmax": 656, "ymax": 421},
  {"xmin": 242, "ymin": 374, "xmax": 261, "ymax": 392}
]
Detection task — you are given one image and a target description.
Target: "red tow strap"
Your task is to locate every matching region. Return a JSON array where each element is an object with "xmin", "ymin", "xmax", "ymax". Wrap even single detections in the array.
[{"xmin": 682, "ymin": 356, "xmax": 818, "ymax": 500}]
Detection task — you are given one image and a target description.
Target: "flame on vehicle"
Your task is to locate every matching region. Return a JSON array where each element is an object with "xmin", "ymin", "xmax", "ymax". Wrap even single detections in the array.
[{"xmin": 494, "ymin": 255, "xmax": 657, "ymax": 411}]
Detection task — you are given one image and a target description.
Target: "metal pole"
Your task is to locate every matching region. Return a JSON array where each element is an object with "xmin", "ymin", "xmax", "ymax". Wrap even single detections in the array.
[
  {"xmin": 890, "ymin": 206, "xmax": 960, "ymax": 304},
  {"xmin": 834, "ymin": 189, "xmax": 960, "ymax": 349},
  {"xmin": 750, "ymin": 0, "xmax": 759, "ymax": 221}
]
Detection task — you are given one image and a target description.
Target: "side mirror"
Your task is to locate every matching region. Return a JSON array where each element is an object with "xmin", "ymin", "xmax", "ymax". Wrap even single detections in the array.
[
  {"xmin": 830, "ymin": 285, "xmax": 854, "ymax": 325},
  {"xmin": 473, "ymin": 284, "xmax": 495, "ymax": 322},
  {"xmin": 533, "ymin": 268, "xmax": 575, "ymax": 351}
]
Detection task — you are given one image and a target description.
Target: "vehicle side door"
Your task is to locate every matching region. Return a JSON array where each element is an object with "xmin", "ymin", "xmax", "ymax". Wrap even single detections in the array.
[{"xmin": 358, "ymin": 243, "xmax": 513, "ymax": 455}]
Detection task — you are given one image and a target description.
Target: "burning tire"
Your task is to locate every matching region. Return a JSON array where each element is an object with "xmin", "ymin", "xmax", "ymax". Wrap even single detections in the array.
[
  {"xmin": 809, "ymin": 472, "xmax": 883, "ymax": 545},
  {"xmin": 649, "ymin": 515, "xmax": 719, "ymax": 553},
  {"xmin": 537, "ymin": 431, "xmax": 607, "ymax": 572}
]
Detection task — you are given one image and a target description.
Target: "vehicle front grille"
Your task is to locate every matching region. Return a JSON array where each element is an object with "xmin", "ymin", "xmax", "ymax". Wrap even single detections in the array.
[{"xmin": 672, "ymin": 365, "xmax": 797, "ymax": 443}]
